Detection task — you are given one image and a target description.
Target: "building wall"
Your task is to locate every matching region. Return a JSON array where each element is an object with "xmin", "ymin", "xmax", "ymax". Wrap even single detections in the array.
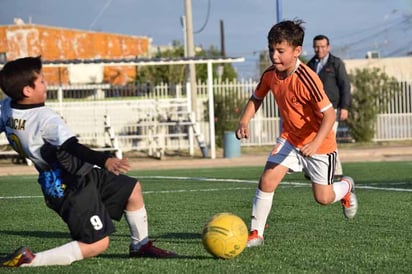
[
  {"xmin": 344, "ymin": 56, "xmax": 412, "ymax": 81},
  {"xmin": 0, "ymin": 24, "xmax": 151, "ymax": 85}
]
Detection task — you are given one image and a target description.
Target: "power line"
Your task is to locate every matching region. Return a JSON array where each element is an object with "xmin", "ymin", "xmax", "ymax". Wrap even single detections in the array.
[
  {"xmin": 88, "ymin": 0, "xmax": 113, "ymax": 30},
  {"xmin": 385, "ymin": 35, "xmax": 412, "ymax": 57},
  {"xmin": 194, "ymin": 0, "xmax": 211, "ymax": 34},
  {"xmin": 334, "ymin": 17, "xmax": 405, "ymax": 46},
  {"xmin": 333, "ymin": 17, "xmax": 412, "ymax": 58},
  {"xmin": 331, "ymin": 16, "xmax": 403, "ymax": 41}
]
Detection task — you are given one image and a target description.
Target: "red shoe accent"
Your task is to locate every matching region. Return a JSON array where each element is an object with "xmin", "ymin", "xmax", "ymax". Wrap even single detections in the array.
[
  {"xmin": 248, "ymin": 230, "xmax": 259, "ymax": 241},
  {"xmin": 129, "ymin": 241, "xmax": 177, "ymax": 258},
  {"xmin": 340, "ymin": 178, "xmax": 352, "ymax": 208},
  {"xmin": 1, "ymin": 246, "xmax": 35, "ymax": 267}
]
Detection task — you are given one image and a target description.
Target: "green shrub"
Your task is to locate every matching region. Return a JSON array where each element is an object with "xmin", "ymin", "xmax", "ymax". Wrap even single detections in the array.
[
  {"xmin": 204, "ymin": 91, "xmax": 243, "ymax": 147},
  {"xmin": 348, "ymin": 67, "xmax": 399, "ymax": 142}
]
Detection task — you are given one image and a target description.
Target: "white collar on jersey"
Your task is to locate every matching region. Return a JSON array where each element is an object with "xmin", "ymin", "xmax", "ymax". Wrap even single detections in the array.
[{"xmin": 292, "ymin": 58, "xmax": 301, "ymax": 74}]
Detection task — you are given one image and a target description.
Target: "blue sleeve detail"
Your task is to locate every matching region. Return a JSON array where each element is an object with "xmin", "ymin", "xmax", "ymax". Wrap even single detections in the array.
[{"xmin": 38, "ymin": 166, "xmax": 65, "ymax": 198}]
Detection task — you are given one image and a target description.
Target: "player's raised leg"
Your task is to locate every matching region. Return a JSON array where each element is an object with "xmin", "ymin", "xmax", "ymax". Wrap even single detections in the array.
[
  {"xmin": 340, "ymin": 176, "xmax": 358, "ymax": 219},
  {"xmin": 312, "ymin": 176, "xmax": 358, "ymax": 219}
]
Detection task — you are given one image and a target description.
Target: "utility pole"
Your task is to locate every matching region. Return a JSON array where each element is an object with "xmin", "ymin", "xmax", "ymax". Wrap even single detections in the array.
[
  {"xmin": 276, "ymin": 0, "xmax": 282, "ymax": 22},
  {"xmin": 184, "ymin": 0, "xmax": 197, "ymax": 115},
  {"xmin": 276, "ymin": 0, "xmax": 282, "ymax": 133},
  {"xmin": 217, "ymin": 19, "xmax": 225, "ymax": 82},
  {"xmin": 220, "ymin": 20, "xmax": 226, "ymax": 57},
  {"xmin": 181, "ymin": 16, "xmax": 188, "ymax": 57}
]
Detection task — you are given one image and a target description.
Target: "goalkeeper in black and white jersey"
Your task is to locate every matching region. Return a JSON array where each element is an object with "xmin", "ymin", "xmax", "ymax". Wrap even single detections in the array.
[{"xmin": 0, "ymin": 56, "xmax": 177, "ymax": 268}]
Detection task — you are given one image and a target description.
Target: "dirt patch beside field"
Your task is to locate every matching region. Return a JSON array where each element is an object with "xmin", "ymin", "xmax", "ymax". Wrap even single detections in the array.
[{"xmin": 0, "ymin": 143, "xmax": 411, "ymax": 177}]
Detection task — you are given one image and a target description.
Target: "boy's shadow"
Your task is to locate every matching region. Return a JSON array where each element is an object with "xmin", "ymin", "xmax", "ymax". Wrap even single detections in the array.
[
  {"xmin": 0, "ymin": 229, "xmax": 68, "ymax": 239},
  {"xmin": 104, "ymin": 232, "xmax": 211, "ymax": 260},
  {"xmin": 0, "ymin": 230, "xmax": 212, "ymax": 259}
]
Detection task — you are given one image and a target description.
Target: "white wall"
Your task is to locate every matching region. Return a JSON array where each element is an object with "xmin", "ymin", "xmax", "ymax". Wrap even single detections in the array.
[
  {"xmin": 344, "ymin": 56, "xmax": 412, "ymax": 80},
  {"xmin": 68, "ymin": 64, "xmax": 104, "ymax": 84}
]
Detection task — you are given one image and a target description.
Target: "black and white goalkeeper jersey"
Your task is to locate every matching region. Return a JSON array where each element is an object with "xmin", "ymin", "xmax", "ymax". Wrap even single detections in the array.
[{"xmin": 0, "ymin": 97, "xmax": 75, "ymax": 171}]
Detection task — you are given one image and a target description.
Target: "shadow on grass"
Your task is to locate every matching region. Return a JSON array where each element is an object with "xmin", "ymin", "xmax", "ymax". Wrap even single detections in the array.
[
  {"xmin": 158, "ymin": 232, "xmax": 202, "ymax": 240},
  {"xmin": 112, "ymin": 232, "xmax": 202, "ymax": 243},
  {"xmin": 0, "ymin": 229, "xmax": 69, "ymax": 239},
  {"xmin": 101, "ymin": 232, "xmax": 210, "ymax": 260},
  {"xmin": 0, "ymin": 231, "xmax": 211, "ymax": 260},
  {"xmin": 99, "ymin": 253, "xmax": 211, "ymax": 260},
  {"xmin": 0, "ymin": 231, "xmax": 202, "ymax": 242}
]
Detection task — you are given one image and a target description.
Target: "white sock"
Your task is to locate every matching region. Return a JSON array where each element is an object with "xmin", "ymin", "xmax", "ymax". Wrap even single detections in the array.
[
  {"xmin": 125, "ymin": 207, "xmax": 149, "ymax": 247},
  {"xmin": 250, "ymin": 189, "xmax": 274, "ymax": 237},
  {"xmin": 332, "ymin": 180, "xmax": 350, "ymax": 203},
  {"xmin": 26, "ymin": 241, "xmax": 83, "ymax": 267}
]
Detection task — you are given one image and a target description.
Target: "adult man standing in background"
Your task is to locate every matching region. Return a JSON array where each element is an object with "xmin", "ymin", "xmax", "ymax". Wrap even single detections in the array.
[{"xmin": 307, "ymin": 34, "xmax": 351, "ymax": 180}]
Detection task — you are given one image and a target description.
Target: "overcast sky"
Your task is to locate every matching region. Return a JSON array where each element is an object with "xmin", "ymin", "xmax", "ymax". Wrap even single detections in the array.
[{"xmin": 1, "ymin": 0, "xmax": 411, "ymax": 79}]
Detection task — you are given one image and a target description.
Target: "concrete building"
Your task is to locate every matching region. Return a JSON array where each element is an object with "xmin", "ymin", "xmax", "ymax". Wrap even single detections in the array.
[
  {"xmin": 0, "ymin": 21, "xmax": 151, "ymax": 85},
  {"xmin": 344, "ymin": 56, "xmax": 412, "ymax": 81}
]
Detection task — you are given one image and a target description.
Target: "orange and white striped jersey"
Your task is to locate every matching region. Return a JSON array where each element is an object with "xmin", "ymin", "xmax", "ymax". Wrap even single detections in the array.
[{"xmin": 253, "ymin": 59, "xmax": 337, "ymax": 154}]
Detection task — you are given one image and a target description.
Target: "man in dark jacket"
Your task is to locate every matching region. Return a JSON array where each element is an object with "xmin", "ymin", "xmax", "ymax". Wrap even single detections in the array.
[{"xmin": 307, "ymin": 34, "xmax": 351, "ymax": 179}]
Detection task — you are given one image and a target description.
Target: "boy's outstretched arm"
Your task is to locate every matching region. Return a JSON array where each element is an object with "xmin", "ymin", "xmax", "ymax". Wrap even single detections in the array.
[
  {"xmin": 59, "ymin": 137, "xmax": 130, "ymax": 174},
  {"xmin": 236, "ymin": 96, "xmax": 263, "ymax": 140}
]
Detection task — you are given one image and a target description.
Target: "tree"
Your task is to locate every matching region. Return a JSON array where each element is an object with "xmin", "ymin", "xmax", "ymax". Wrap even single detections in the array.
[
  {"xmin": 258, "ymin": 50, "xmax": 271, "ymax": 76},
  {"xmin": 258, "ymin": 50, "xmax": 309, "ymax": 77},
  {"xmin": 135, "ymin": 42, "xmax": 238, "ymax": 84},
  {"xmin": 136, "ymin": 42, "xmax": 241, "ymax": 147},
  {"xmin": 195, "ymin": 45, "xmax": 237, "ymax": 81},
  {"xmin": 204, "ymin": 91, "xmax": 243, "ymax": 147},
  {"xmin": 347, "ymin": 67, "xmax": 400, "ymax": 142},
  {"xmin": 136, "ymin": 40, "xmax": 186, "ymax": 85}
]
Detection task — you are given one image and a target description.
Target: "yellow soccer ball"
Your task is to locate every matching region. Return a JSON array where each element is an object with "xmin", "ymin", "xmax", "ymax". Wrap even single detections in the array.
[{"xmin": 202, "ymin": 212, "xmax": 248, "ymax": 259}]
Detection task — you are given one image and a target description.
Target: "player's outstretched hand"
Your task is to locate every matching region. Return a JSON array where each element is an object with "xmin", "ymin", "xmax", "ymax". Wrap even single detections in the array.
[
  {"xmin": 105, "ymin": 157, "xmax": 131, "ymax": 175},
  {"xmin": 235, "ymin": 124, "xmax": 249, "ymax": 140}
]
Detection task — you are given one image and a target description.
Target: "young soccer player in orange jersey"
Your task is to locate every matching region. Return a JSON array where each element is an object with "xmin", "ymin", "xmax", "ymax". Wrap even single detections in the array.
[{"xmin": 235, "ymin": 19, "xmax": 358, "ymax": 247}]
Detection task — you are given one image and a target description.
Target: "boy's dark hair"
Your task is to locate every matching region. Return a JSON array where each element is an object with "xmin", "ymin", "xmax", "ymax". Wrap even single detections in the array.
[
  {"xmin": 267, "ymin": 19, "xmax": 305, "ymax": 48},
  {"xmin": 313, "ymin": 34, "xmax": 330, "ymax": 45},
  {"xmin": 0, "ymin": 56, "xmax": 42, "ymax": 100}
]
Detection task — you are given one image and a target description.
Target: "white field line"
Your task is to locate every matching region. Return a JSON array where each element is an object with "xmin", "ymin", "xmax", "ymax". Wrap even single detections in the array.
[
  {"xmin": 138, "ymin": 176, "xmax": 412, "ymax": 192},
  {"xmin": 0, "ymin": 176, "xmax": 411, "ymax": 199}
]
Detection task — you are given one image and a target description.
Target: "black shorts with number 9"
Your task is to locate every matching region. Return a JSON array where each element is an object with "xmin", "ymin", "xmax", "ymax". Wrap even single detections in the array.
[{"xmin": 57, "ymin": 168, "xmax": 137, "ymax": 243}]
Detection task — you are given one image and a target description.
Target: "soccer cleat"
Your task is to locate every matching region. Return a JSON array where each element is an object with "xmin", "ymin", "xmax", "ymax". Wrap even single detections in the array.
[
  {"xmin": 129, "ymin": 240, "xmax": 177, "ymax": 258},
  {"xmin": 341, "ymin": 176, "xmax": 358, "ymax": 219},
  {"xmin": 247, "ymin": 230, "xmax": 264, "ymax": 247},
  {"xmin": 1, "ymin": 246, "xmax": 35, "ymax": 267}
]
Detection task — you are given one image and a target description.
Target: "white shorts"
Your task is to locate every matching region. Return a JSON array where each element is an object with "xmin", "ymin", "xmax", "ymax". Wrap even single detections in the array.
[{"xmin": 267, "ymin": 138, "xmax": 337, "ymax": 185}]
